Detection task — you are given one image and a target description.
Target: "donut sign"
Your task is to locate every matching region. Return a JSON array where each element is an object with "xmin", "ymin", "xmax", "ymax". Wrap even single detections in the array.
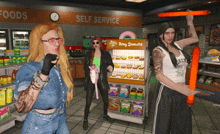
[{"xmin": 119, "ymin": 31, "xmax": 137, "ymax": 39}]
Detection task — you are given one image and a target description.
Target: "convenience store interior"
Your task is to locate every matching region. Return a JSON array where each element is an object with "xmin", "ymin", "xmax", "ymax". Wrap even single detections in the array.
[{"xmin": 0, "ymin": 0, "xmax": 220, "ymax": 134}]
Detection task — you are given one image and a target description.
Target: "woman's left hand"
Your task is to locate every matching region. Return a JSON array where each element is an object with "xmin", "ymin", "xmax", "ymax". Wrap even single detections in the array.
[
  {"xmin": 186, "ymin": 9, "xmax": 193, "ymax": 23},
  {"xmin": 107, "ymin": 65, "xmax": 113, "ymax": 72}
]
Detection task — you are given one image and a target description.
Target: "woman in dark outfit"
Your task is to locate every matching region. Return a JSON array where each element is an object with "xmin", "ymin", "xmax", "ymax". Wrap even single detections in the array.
[
  {"xmin": 83, "ymin": 37, "xmax": 114, "ymax": 130},
  {"xmin": 152, "ymin": 10, "xmax": 209, "ymax": 134}
]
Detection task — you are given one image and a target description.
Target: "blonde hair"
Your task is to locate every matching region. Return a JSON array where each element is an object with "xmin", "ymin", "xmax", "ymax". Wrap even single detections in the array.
[{"xmin": 27, "ymin": 22, "xmax": 75, "ymax": 107}]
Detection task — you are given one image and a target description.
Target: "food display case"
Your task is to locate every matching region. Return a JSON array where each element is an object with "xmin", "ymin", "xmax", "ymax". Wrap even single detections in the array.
[
  {"xmin": 106, "ymin": 39, "xmax": 151, "ymax": 124},
  {"xmin": 10, "ymin": 30, "xmax": 31, "ymax": 50},
  {"xmin": 0, "ymin": 29, "xmax": 9, "ymax": 51}
]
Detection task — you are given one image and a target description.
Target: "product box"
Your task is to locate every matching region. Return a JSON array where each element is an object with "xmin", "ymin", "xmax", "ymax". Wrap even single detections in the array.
[
  {"xmin": 132, "ymin": 102, "xmax": 143, "ymax": 116},
  {"xmin": 109, "ymin": 84, "xmax": 120, "ymax": 96},
  {"xmin": 14, "ymin": 47, "xmax": 20, "ymax": 56},
  {"xmin": 119, "ymin": 85, "xmax": 130, "ymax": 98},
  {"xmin": 120, "ymin": 100, "xmax": 131, "ymax": 113},
  {"xmin": 109, "ymin": 98, "xmax": 120, "ymax": 111},
  {"xmin": 0, "ymin": 107, "xmax": 9, "ymax": 121}
]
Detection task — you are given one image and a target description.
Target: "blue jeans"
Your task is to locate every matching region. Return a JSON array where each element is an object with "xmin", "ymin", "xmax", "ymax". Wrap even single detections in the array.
[{"xmin": 21, "ymin": 106, "xmax": 70, "ymax": 134}]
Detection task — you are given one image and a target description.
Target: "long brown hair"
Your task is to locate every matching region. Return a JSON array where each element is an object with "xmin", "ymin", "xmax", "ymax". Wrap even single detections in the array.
[
  {"xmin": 90, "ymin": 37, "xmax": 103, "ymax": 66},
  {"xmin": 27, "ymin": 22, "xmax": 75, "ymax": 107}
]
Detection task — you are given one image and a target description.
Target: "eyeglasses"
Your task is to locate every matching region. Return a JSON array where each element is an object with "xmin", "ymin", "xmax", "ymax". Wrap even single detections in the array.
[
  {"xmin": 42, "ymin": 38, "xmax": 63, "ymax": 45},
  {"xmin": 92, "ymin": 41, "xmax": 99, "ymax": 45}
]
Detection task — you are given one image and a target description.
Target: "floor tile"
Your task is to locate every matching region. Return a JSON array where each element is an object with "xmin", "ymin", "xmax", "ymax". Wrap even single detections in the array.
[
  {"xmin": 145, "ymin": 124, "xmax": 153, "ymax": 132},
  {"xmin": 125, "ymin": 132, "xmax": 136, "ymax": 134},
  {"xmin": 67, "ymin": 121, "xmax": 77, "ymax": 130},
  {"xmin": 66, "ymin": 109, "xmax": 78, "ymax": 115},
  {"xmin": 15, "ymin": 121, "xmax": 24, "ymax": 129},
  {"xmin": 144, "ymin": 131, "xmax": 152, "ymax": 134},
  {"xmin": 113, "ymin": 119, "xmax": 129, "ymax": 127},
  {"xmin": 128, "ymin": 122, "xmax": 145, "ymax": 130},
  {"xmin": 73, "ymin": 110, "xmax": 84, "ymax": 117},
  {"xmin": 76, "ymin": 100, "xmax": 86, "ymax": 105},
  {"xmin": 106, "ymin": 128, "xmax": 125, "ymax": 134},
  {"xmin": 91, "ymin": 108, "xmax": 104, "ymax": 115},
  {"xmin": 1, "ymin": 126, "xmax": 18, "ymax": 134},
  {"xmin": 93, "ymin": 121, "xmax": 111, "ymax": 128},
  {"xmin": 96, "ymin": 104, "xmax": 104, "ymax": 109},
  {"xmin": 126, "ymin": 127, "xmax": 144, "ymax": 134},
  {"xmin": 71, "ymin": 124, "xmax": 91, "ymax": 134},
  {"xmin": 87, "ymin": 128, "xmax": 106, "ymax": 134},
  {"xmin": 67, "ymin": 116, "xmax": 83, "ymax": 124},
  {"xmin": 109, "ymin": 124, "xmax": 126, "ymax": 131},
  {"xmin": 88, "ymin": 113, "xmax": 102, "ymax": 120},
  {"xmin": 11, "ymin": 128, "xmax": 22, "ymax": 134}
]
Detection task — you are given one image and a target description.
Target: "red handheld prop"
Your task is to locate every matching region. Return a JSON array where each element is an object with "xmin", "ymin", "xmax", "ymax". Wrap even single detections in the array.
[
  {"xmin": 158, "ymin": 10, "xmax": 210, "ymax": 17},
  {"xmin": 187, "ymin": 47, "xmax": 200, "ymax": 106}
]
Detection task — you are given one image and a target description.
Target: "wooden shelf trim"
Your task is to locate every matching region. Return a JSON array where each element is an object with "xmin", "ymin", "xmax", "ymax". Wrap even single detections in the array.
[
  {"xmin": 107, "ymin": 77, "xmax": 147, "ymax": 85},
  {"xmin": 196, "ymin": 82, "xmax": 220, "ymax": 92}
]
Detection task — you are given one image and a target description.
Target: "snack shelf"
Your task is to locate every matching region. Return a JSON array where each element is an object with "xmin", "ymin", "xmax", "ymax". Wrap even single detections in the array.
[
  {"xmin": 109, "ymin": 95, "xmax": 145, "ymax": 103},
  {"xmin": 0, "ymin": 115, "xmax": 16, "ymax": 133},
  {"xmin": 0, "ymin": 101, "xmax": 16, "ymax": 109},
  {"xmin": 108, "ymin": 110, "xmax": 145, "ymax": 124},
  {"xmin": 108, "ymin": 77, "xmax": 147, "ymax": 85},
  {"xmin": 198, "ymin": 72, "xmax": 220, "ymax": 78},
  {"xmin": 196, "ymin": 82, "xmax": 220, "ymax": 92},
  {"xmin": 0, "ymin": 80, "xmax": 15, "ymax": 89},
  {"xmin": 199, "ymin": 61, "xmax": 220, "ymax": 65},
  {"xmin": 0, "ymin": 63, "xmax": 26, "ymax": 70}
]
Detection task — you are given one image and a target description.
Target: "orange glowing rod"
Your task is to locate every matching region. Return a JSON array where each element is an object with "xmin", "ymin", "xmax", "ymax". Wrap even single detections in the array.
[
  {"xmin": 158, "ymin": 10, "xmax": 210, "ymax": 17},
  {"xmin": 187, "ymin": 47, "xmax": 200, "ymax": 106}
]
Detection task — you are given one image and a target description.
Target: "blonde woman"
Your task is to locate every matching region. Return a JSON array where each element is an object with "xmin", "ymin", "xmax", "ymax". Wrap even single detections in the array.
[{"xmin": 14, "ymin": 23, "xmax": 74, "ymax": 134}]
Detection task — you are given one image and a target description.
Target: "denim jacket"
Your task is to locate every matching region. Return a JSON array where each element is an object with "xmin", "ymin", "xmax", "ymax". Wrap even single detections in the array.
[{"xmin": 14, "ymin": 58, "xmax": 68, "ymax": 110}]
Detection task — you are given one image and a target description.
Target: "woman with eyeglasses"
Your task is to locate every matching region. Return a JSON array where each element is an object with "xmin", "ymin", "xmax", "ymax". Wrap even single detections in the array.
[
  {"xmin": 83, "ymin": 37, "xmax": 114, "ymax": 130},
  {"xmin": 14, "ymin": 23, "xmax": 74, "ymax": 134}
]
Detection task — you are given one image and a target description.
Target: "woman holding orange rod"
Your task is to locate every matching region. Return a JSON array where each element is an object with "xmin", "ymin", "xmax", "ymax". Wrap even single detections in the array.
[{"xmin": 152, "ymin": 10, "xmax": 209, "ymax": 134}]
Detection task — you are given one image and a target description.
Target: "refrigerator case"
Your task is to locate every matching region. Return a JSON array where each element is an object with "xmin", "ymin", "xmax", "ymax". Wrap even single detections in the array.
[
  {"xmin": 0, "ymin": 29, "xmax": 9, "ymax": 51},
  {"xmin": 106, "ymin": 39, "xmax": 151, "ymax": 124},
  {"xmin": 10, "ymin": 30, "xmax": 31, "ymax": 50}
]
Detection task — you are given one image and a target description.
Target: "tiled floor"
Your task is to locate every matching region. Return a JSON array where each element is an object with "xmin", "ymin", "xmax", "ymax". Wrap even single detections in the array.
[{"xmin": 1, "ymin": 71, "xmax": 220, "ymax": 134}]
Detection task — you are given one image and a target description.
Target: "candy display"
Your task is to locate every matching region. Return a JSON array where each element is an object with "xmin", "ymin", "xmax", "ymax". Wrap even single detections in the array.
[
  {"xmin": 109, "ymin": 84, "xmax": 120, "ymax": 96},
  {"xmin": 205, "ymin": 77, "xmax": 213, "ymax": 85},
  {"xmin": 120, "ymin": 100, "xmax": 131, "ymax": 113},
  {"xmin": 132, "ymin": 102, "xmax": 143, "ymax": 116},
  {"xmin": 198, "ymin": 76, "xmax": 206, "ymax": 83},
  {"xmin": 119, "ymin": 85, "xmax": 130, "ymax": 98},
  {"xmin": 109, "ymin": 98, "xmax": 120, "ymax": 111}
]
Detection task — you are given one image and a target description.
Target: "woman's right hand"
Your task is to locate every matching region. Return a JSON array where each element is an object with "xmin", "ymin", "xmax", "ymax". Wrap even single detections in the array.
[
  {"xmin": 41, "ymin": 54, "xmax": 58, "ymax": 76},
  {"xmin": 183, "ymin": 85, "xmax": 210, "ymax": 96}
]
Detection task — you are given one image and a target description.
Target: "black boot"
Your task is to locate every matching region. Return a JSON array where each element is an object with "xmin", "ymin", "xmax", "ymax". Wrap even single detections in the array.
[
  {"xmin": 83, "ymin": 120, "xmax": 88, "ymax": 130},
  {"xmin": 103, "ymin": 114, "xmax": 113, "ymax": 123}
]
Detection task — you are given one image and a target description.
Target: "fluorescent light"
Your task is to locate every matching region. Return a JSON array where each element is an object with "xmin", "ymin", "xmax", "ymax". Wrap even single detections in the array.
[
  {"xmin": 126, "ymin": 0, "xmax": 146, "ymax": 3},
  {"xmin": 208, "ymin": 1, "xmax": 212, "ymax": 3}
]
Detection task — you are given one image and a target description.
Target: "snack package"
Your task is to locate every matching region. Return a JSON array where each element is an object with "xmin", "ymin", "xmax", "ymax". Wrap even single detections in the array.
[
  {"xmin": 120, "ymin": 100, "xmax": 131, "ymax": 113},
  {"xmin": 132, "ymin": 102, "xmax": 143, "ymax": 116},
  {"xmin": 109, "ymin": 98, "xmax": 120, "ymax": 111},
  {"xmin": 198, "ymin": 76, "xmax": 206, "ymax": 83},
  {"xmin": 109, "ymin": 84, "xmax": 120, "ymax": 96},
  {"xmin": 212, "ymin": 78, "xmax": 220, "ymax": 88},
  {"xmin": 136, "ymin": 88, "xmax": 144, "ymax": 99},
  {"xmin": 205, "ymin": 77, "xmax": 213, "ymax": 85},
  {"xmin": 119, "ymin": 85, "xmax": 130, "ymax": 98},
  {"xmin": 130, "ymin": 88, "xmax": 137, "ymax": 98}
]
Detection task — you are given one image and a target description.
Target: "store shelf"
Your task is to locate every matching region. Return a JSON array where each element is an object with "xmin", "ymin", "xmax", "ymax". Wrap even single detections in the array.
[
  {"xmin": 108, "ymin": 77, "xmax": 146, "ymax": 85},
  {"xmin": 108, "ymin": 110, "xmax": 144, "ymax": 124},
  {"xmin": 198, "ymin": 72, "xmax": 220, "ymax": 78},
  {"xmin": 0, "ymin": 115, "xmax": 16, "ymax": 133},
  {"xmin": 196, "ymin": 82, "xmax": 220, "ymax": 92},
  {"xmin": 109, "ymin": 95, "xmax": 145, "ymax": 103},
  {"xmin": 13, "ymin": 39, "xmax": 29, "ymax": 41},
  {"xmin": 0, "ymin": 80, "xmax": 15, "ymax": 89},
  {"xmin": 0, "ymin": 63, "xmax": 26, "ymax": 70},
  {"xmin": 11, "ymin": 111, "xmax": 27, "ymax": 122},
  {"xmin": 199, "ymin": 61, "xmax": 220, "ymax": 65},
  {"xmin": 0, "ymin": 102, "xmax": 16, "ymax": 109}
]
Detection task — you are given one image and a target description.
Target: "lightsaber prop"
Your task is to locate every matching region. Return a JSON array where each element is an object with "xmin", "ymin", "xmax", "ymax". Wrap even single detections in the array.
[
  {"xmin": 158, "ymin": 10, "xmax": 210, "ymax": 17},
  {"xmin": 187, "ymin": 47, "xmax": 200, "ymax": 106}
]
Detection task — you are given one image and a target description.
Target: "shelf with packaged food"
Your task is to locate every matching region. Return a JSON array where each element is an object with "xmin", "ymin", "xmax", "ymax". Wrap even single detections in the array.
[
  {"xmin": 0, "ymin": 63, "xmax": 26, "ymax": 70},
  {"xmin": 198, "ymin": 72, "xmax": 220, "ymax": 79},
  {"xmin": 0, "ymin": 101, "xmax": 16, "ymax": 109},
  {"xmin": 196, "ymin": 82, "xmax": 220, "ymax": 92},
  {"xmin": 109, "ymin": 95, "xmax": 145, "ymax": 103},
  {"xmin": 0, "ymin": 115, "xmax": 16, "ymax": 133},
  {"xmin": 0, "ymin": 80, "xmax": 15, "ymax": 89}
]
